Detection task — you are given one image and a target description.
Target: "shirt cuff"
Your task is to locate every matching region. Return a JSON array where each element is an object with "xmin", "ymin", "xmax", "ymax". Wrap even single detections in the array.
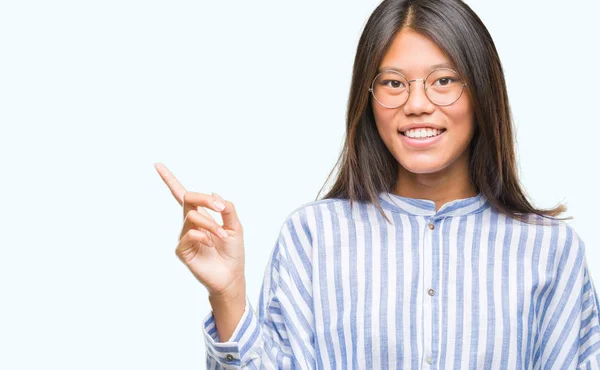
[{"xmin": 202, "ymin": 295, "xmax": 262, "ymax": 367}]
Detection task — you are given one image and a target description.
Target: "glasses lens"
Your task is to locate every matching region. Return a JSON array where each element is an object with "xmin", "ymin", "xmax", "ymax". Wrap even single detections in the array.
[
  {"xmin": 372, "ymin": 71, "xmax": 409, "ymax": 108},
  {"xmin": 425, "ymin": 68, "xmax": 464, "ymax": 106}
]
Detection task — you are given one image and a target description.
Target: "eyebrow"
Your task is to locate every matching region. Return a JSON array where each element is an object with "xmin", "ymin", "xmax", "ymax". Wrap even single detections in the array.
[{"xmin": 377, "ymin": 62, "xmax": 455, "ymax": 74}]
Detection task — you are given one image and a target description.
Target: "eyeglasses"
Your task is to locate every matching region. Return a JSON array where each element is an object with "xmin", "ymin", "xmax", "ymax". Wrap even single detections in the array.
[{"xmin": 368, "ymin": 67, "xmax": 468, "ymax": 108}]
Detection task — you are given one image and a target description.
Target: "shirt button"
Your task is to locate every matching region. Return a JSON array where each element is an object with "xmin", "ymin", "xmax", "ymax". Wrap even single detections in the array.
[
  {"xmin": 428, "ymin": 288, "xmax": 435, "ymax": 296},
  {"xmin": 428, "ymin": 223, "xmax": 435, "ymax": 230},
  {"xmin": 426, "ymin": 356, "xmax": 433, "ymax": 364},
  {"xmin": 226, "ymin": 354, "xmax": 234, "ymax": 362}
]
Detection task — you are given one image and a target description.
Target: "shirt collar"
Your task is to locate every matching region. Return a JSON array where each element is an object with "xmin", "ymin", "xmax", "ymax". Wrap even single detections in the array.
[{"xmin": 377, "ymin": 191, "xmax": 491, "ymax": 218}]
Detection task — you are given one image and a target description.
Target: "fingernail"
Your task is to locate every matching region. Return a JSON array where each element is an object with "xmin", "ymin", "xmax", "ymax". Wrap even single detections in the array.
[
  {"xmin": 217, "ymin": 227, "xmax": 228, "ymax": 239},
  {"xmin": 213, "ymin": 200, "xmax": 225, "ymax": 211},
  {"xmin": 212, "ymin": 192, "xmax": 225, "ymax": 202}
]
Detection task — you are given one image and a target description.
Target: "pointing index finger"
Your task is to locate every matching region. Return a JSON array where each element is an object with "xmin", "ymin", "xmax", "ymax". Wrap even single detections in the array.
[{"xmin": 154, "ymin": 163, "xmax": 186, "ymax": 206}]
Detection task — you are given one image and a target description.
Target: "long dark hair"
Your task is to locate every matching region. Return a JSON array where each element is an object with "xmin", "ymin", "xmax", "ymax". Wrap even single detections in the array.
[{"xmin": 316, "ymin": 0, "xmax": 571, "ymax": 225}]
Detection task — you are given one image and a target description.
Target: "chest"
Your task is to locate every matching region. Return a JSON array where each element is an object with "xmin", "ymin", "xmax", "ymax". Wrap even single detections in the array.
[{"xmin": 309, "ymin": 215, "xmax": 557, "ymax": 369}]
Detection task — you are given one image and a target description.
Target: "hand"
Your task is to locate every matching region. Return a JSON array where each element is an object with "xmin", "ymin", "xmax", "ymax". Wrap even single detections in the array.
[{"xmin": 154, "ymin": 163, "xmax": 246, "ymax": 299}]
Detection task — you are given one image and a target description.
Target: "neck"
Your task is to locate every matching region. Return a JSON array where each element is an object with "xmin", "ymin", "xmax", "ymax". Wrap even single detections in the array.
[{"xmin": 394, "ymin": 152, "xmax": 477, "ymax": 212}]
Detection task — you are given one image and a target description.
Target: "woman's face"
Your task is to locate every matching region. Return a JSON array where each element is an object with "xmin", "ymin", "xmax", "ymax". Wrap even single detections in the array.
[{"xmin": 372, "ymin": 28, "xmax": 475, "ymax": 175}]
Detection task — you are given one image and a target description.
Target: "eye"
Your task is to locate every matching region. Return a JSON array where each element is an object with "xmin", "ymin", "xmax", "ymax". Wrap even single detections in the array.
[
  {"xmin": 432, "ymin": 77, "xmax": 457, "ymax": 87},
  {"xmin": 381, "ymin": 80, "xmax": 406, "ymax": 89}
]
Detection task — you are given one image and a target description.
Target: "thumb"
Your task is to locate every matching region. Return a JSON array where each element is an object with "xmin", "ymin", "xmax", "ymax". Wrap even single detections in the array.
[{"xmin": 212, "ymin": 192, "xmax": 242, "ymax": 233}]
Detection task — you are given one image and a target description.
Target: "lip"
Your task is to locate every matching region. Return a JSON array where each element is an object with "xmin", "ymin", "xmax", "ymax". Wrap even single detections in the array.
[
  {"xmin": 399, "ymin": 122, "xmax": 445, "ymax": 132},
  {"xmin": 399, "ymin": 129, "xmax": 445, "ymax": 149}
]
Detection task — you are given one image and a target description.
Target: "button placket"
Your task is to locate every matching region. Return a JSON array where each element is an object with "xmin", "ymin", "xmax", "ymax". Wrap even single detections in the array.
[{"xmin": 423, "ymin": 217, "xmax": 435, "ymax": 367}]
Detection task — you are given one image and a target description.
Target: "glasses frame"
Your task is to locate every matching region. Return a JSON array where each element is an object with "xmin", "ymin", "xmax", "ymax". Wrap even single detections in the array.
[{"xmin": 368, "ymin": 67, "xmax": 468, "ymax": 108}]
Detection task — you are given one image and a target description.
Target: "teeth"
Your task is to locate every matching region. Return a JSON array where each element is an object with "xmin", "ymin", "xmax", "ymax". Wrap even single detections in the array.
[{"xmin": 404, "ymin": 128, "xmax": 443, "ymax": 138}]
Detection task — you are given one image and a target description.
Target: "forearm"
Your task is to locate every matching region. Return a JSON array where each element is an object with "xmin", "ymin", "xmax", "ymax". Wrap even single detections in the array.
[{"xmin": 208, "ymin": 279, "xmax": 247, "ymax": 343}]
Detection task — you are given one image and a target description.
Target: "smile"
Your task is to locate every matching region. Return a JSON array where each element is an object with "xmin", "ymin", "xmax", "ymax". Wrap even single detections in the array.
[
  {"xmin": 398, "ymin": 128, "xmax": 446, "ymax": 148},
  {"xmin": 400, "ymin": 128, "xmax": 446, "ymax": 139}
]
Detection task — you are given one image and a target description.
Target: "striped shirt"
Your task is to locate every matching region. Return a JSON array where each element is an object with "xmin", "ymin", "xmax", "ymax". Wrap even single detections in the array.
[{"xmin": 202, "ymin": 191, "xmax": 600, "ymax": 369}]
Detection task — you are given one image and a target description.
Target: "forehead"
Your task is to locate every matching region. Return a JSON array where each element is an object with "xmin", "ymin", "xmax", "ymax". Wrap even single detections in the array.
[{"xmin": 378, "ymin": 29, "xmax": 454, "ymax": 75}]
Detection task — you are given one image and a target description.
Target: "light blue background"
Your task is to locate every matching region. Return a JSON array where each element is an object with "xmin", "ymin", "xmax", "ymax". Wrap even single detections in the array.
[{"xmin": 1, "ymin": 1, "xmax": 598, "ymax": 368}]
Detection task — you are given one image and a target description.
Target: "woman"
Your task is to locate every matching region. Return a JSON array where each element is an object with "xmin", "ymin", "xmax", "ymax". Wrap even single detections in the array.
[{"xmin": 155, "ymin": 0, "xmax": 600, "ymax": 368}]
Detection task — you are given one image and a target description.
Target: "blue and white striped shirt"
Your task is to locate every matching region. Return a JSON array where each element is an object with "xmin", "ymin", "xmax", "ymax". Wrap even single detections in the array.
[{"xmin": 202, "ymin": 192, "xmax": 600, "ymax": 369}]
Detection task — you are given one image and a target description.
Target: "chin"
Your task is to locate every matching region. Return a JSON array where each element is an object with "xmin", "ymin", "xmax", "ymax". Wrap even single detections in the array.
[{"xmin": 398, "ymin": 159, "xmax": 449, "ymax": 175}]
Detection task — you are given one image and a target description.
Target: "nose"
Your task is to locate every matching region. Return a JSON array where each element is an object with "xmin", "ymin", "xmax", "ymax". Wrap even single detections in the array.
[{"xmin": 403, "ymin": 78, "xmax": 435, "ymax": 115}]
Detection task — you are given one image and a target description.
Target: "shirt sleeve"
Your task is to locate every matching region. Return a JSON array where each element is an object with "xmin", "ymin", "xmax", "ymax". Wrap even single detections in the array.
[
  {"xmin": 201, "ymin": 211, "xmax": 316, "ymax": 369},
  {"xmin": 577, "ymin": 257, "xmax": 600, "ymax": 368},
  {"xmin": 538, "ymin": 226, "xmax": 600, "ymax": 369}
]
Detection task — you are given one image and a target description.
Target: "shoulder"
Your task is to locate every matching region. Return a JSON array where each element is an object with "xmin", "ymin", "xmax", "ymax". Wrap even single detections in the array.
[
  {"xmin": 276, "ymin": 197, "xmax": 354, "ymax": 243},
  {"xmin": 515, "ymin": 213, "xmax": 587, "ymax": 264},
  {"xmin": 268, "ymin": 199, "xmax": 345, "ymax": 268},
  {"xmin": 282, "ymin": 198, "xmax": 352, "ymax": 225}
]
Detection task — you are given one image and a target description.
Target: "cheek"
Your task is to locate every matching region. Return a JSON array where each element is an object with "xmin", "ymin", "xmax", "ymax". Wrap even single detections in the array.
[
  {"xmin": 372, "ymin": 103, "xmax": 395, "ymax": 127},
  {"xmin": 445, "ymin": 98, "xmax": 475, "ymax": 141},
  {"xmin": 372, "ymin": 103, "xmax": 399, "ymax": 140},
  {"xmin": 372, "ymin": 106, "xmax": 392, "ymax": 147}
]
